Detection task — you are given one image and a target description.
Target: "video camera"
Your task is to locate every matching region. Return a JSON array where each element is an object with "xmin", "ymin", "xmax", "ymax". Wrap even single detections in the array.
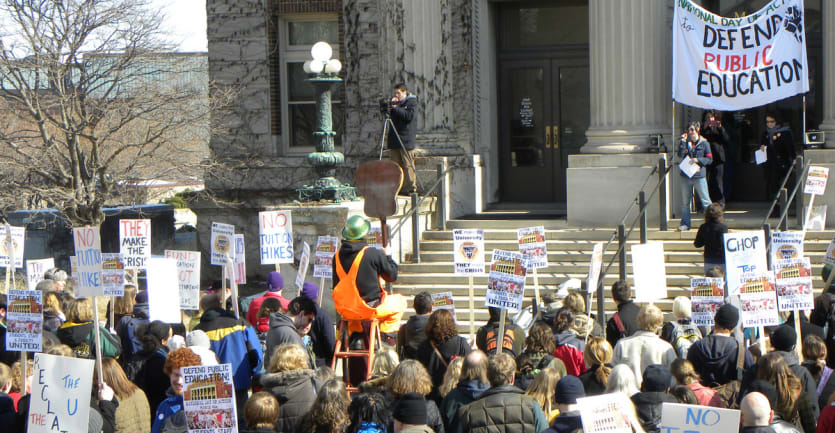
[{"xmin": 378, "ymin": 98, "xmax": 391, "ymax": 115}]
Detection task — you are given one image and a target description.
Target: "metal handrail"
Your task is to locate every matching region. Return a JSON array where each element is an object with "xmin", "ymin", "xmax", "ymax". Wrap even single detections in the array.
[
  {"xmin": 760, "ymin": 156, "xmax": 805, "ymax": 227},
  {"xmin": 388, "ymin": 166, "xmax": 452, "ymax": 260},
  {"xmin": 774, "ymin": 159, "xmax": 811, "ymax": 230}
]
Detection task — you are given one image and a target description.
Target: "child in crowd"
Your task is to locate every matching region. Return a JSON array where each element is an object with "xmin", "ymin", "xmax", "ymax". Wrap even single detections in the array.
[{"xmin": 694, "ymin": 203, "xmax": 728, "ymax": 275}]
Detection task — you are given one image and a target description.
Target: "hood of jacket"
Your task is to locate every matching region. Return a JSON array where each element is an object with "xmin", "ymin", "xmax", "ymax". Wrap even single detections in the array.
[
  {"xmin": 268, "ymin": 311, "xmax": 298, "ymax": 331},
  {"xmin": 200, "ymin": 308, "xmax": 235, "ymax": 323},
  {"xmin": 339, "ymin": 239, "xmax": 368, "ymax": 254},
  {"xmin": 56, "ymin": 321, "xmax": 94, "ymax": 346},
  {"xmin": 260, "ymin": 368, "xmax": 316, "ymax": 393},
  {"xmin": 775, "ymin": 350, "xmax": 800, "ymax": 367},
  {"xmin": 132, "ymin": 302, "xmax": 150, "ymax": 320},
  {"xmin": 689, "ymin": 334, "xmax": 738, "ymax": 371},
  {"xmin": 554, "ymin": 331, "xmax": 585, "ymax": 351},
  {"xmin": 455, "ymin": 379, "xmax": 490, "ymax": 400}
]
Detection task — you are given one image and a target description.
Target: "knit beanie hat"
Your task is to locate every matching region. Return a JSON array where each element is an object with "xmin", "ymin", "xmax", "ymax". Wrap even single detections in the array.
[
  {"xmin": 135, "ymin": 289, "xmax": 149, "ymax": 304},
  {"xmin": 266, "ymin": 272, "xmax": 284, "ymax": 292},
  {"xmin": 555, "ymin": 376, "xmax": 585, "ymax": 404},
  {"xmin": 393, "ymin": 393, "xmax": 427, "ymax": 425},
  {"xmin": 302, "ymin": 282, "xmax": 319, "ymax": 301},
  {"xmin": 714, "ymin": 304, "xmax": 740, "ymax": 330},
  {"xmin": 88, "ymin": 407, "xmax": 104, "ymax": 433},
  {"xmin": 642, "ymin": 364, "xmax": 673, "ymax": 392},
  {"xmin": 770, "ymin": 325, "xmax": 797, "ymax": 351},
  {"xmin": 186, "ymin": 329, "xmax": 211, "ymax": 349}
]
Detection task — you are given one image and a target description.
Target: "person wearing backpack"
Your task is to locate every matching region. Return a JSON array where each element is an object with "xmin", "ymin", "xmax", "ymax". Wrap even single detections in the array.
[
  {"xmin": 687, "ymin": 304, "xmax": 753, "ymax": 387},
  {"xmin": 660, "ymin": 296, "xmax": 702, "ymax": 358},
  {"xmin": 127, "ymin": 320, "xmax": 172, "ymax": 418},
  {"xmin": 605, "ymin": 281, "xmax": 641, "ymax": 350},
  {"xmin": 115, "ymin": 289, "xmax": 150, "ymax": 368}
]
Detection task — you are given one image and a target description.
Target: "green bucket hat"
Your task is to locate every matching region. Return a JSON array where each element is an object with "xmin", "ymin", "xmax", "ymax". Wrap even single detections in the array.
[{"xmin": 343, "ymin": 215, "xmax": 371, "ymax": 240}]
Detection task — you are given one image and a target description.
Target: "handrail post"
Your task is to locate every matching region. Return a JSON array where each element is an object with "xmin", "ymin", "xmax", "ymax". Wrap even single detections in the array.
[
  {"xmin": 658, "ymin": 157, "xmax": 668, "ymax": 231},
  {"xmin": 763, "ymin": 223, "xmax": 772, "ymax": 271},
  {"xmin": 639, "ymin": 191, "xmax": 648, "ymax": 244},
  {"xmin": 778, "ymin": 188, "xmax": 788, "ymax": 231},
  {"xmin": 794, "ymin": 155, "xmax": 804, "ymax": 228},
  {"xmin": 597, "ymin": 270, "xmax": 606, "ymax": 330},
  {"xmin": 618, "ymin": 224, "xmax": 627, "ymax": 281},
  {"xmin": 437, "ymin": 162, "xmax": 447, "ymax": 231},
  {"xmin": 411, "ymin": 192, "xmax": 420, "ymax": 263}
]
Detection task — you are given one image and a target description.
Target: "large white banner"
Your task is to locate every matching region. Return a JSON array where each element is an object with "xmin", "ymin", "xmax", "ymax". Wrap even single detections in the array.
[{"xmin": 673, "ymin": 0, "xmax": 809, "ymax": 110}]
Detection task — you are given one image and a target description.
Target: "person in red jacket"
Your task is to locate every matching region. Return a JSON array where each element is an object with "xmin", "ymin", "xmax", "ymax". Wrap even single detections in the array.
[
  {"xmin": 552, "ymin": 308, "xmax": 587, "ymax": 376},
  {"xmin": 246, "ymin": 272, "xmax": 290, "ymax": 327}
]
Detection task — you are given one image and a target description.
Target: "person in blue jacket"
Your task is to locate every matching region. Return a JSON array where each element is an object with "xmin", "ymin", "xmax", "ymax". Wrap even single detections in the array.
[
  {"xmin": 194, "ymin": 293, "xmax": 264, "ymax": 430},
  {"xmin": 152, "ymin": 347, "xmax": 203, "ymax": 433},
  {"xmin": 678, "ymin": 121, "xmax": 714, "ymax": 231}
]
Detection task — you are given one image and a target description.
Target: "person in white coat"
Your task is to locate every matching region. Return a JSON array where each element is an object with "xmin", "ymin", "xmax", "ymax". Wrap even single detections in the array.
[{"xmin": 612, "ymin": 305, "xmax": 677, "ymax": 388}]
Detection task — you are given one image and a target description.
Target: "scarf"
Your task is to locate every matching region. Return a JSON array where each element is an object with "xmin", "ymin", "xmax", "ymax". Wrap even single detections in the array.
[{"xmin": 766, "ymin": 124, "xmax": 791, "ymax": 145}]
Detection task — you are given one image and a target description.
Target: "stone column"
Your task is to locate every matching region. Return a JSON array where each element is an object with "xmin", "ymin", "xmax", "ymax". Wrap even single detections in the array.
[
  {"xmin": 582, "ymin": 0, "xmax": 670, "ymax": 153},
  {"xmin": 820, "ymin": 0, "xmax": 835, "ymax": 148}
]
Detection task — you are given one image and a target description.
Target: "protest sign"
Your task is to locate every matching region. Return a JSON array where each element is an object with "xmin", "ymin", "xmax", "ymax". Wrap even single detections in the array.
[
  {"xmin": 739, "ymin": 271, "xmax": 779, "ymax": 327},
  {"xmin": 660, "ymin": 403, "xmax": 740, "ymax": 433},
  {"xmin": 165, "ymin": 250, "xmax": 201, "ymax": 310},
  {"xmin": 485, "ymin": 249, "xmax": 528, "ymax": 311},
  {"xmin": 775, "ymin": 257, "xmax": 813, "ymax": 311},
  {"xmin": 673, "ymin": 0, "xmax": 810, "ymax": 110},
  {"xmin": 295, "ymin": 242, "xmax": 310, "ymax": 290},
  {"xmin": 0, "ymin": 225, "xmax": 25, "ymax": 268},
  {"xmin": 576, "ymin": 392, "xmax": 638, "ymax": 433},
  {"xmin": 6, "ymin": 289, "xmax": 42, "ymax": 352},
  {"xmin": 26, "ymin": 258, "xmax": 54, "ymax": 289},
  {"xmin": 118, "ymin": 219, "xmax": 151, "ymax": 269},
  {"xmin": 258, "ymin": 210, "xmax": 293, "ymax": 265},
  {"xmin": 29, "ymin": 353, "xmax": 94, "ymax": 433},
  {"xmin": 724, "ymin": 231, "xmax": 767, "ymax": 296},
  {"xmin": 517, "ymin": 226, "xmax": 547, "ymax": 269},
  {"xmin": 364, "ymin": 224, "xmax": 383, "ymax": 250},
  {"xmin": 809, "ymin": 205, "xmax": 827, "ymax": 230},
  {"xmin": 146, "ymin": 257, "xmax": 182, "ymax": 323},
  {"xmin": 586, "ymin": 243, "xmax": 603, "ymax": 293},
  {"xmin": 453, "ymin": 229, "xmax": 486, "ymax": 275},
  {"xmin": 770, "ymin": 231, "xmax": 804, "ymax": 263},
  {"xmin": 182, "ymin": 363, "xmax": 238, "ymax": 432},
  {"xmin": 826, "ymin": 236, "xmax": 835, "ymax": 266},
  {"xmin": 312, "ymin": 236, "xmax": 338, "ymax": 278},
  {"xmin": 631, "ymin": 242, "xmax": 667, "ymax": 303},
  {"xmin": 690, "ymin": 277, "xmax": 724, "ymax": 327},
  {"xmin": 233, "ymin": 234, "xmax": 246, "ymax": 285},
  {"xmin": 211, "ymin": 222, "xmax": 235, "ymax": 266},
  {"xmin": 804, "ymin": 166, "xmax": 829, "ymax": 195},
  {"xmin": 72, "ymin": 227, "xmax": 103, "ymax": 297},
  {"xmin": 101, "ymin": 253, "xmax": 126, "ymax": 297},
  {"xmin": 431, "ymin": 291, "xmax": 455, "ymax": 316}
]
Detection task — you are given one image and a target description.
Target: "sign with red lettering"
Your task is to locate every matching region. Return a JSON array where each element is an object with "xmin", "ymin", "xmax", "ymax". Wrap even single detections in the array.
[
  {"xmin": 258, "ymin": 210, "xmax": 294, "ymax": 265},
  {"xmin": 233, "ymin": 234, "xmax": 246, "ymax": 285},
  {"xmin": 119, "ymin": 219, "xmax": 151, "ymax": 269},
  {"xmin": 673, "ymin": 0, "xmax": 809, "ymax": 110},
  {"xmin": 165, "ymin": 250, "xmax": 201, "ymax": 310},
  {"xmin": 72, "ymin": 227, "xmax": 103, "ymax": 297}
]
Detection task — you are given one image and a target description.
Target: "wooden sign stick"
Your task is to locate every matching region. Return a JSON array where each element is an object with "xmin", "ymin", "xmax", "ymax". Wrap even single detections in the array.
[
  {"xmin": 92, "ymin": 296, "xmax": 104, "ymax": 390},
  {"xmin": 318, "ymin": 276, "xmax": 325, "ymax": 307},
  {"xmin": 497, "ymin": 308, "xmax": 507, "ymax": 355},
  {"xmin": 468, "ymin": 276, "xmax": 475, "ymax": 342}
]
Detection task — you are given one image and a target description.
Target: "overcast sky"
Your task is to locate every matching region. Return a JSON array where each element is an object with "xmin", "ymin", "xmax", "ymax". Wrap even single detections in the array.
[{"xmin": 154, "ymin": 0, "xmax": 208, "ymax": 52}]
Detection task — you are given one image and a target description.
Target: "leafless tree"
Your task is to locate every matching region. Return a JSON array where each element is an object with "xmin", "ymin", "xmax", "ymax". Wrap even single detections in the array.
[{"xmin": 0, "ymin": 0, "xmax": 233, "ymax": 226}]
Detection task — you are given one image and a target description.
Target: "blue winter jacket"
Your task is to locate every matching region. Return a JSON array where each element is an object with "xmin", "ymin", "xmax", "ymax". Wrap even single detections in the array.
[
  {"xmin": 678, "ymin": 137, "xmax": 713, "ymax": 179},
  {"xmin": 195, "ymin": 308, "xmax": 264, "ymax": 390},
  {"xmin": 151, "ymin": 391, "xmax": 183, "ymax": 433}
]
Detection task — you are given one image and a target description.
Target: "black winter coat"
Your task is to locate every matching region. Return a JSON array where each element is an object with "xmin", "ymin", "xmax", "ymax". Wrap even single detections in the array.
[
  {"xmin": 310, "ymin": 303, "xmax": 335, "ymax": 368},
  {"xmin": 417, "ymin": 336, "xmax": 471, "ymax": 402},
  {"xmin": 455, "ymin": 385, "xmax": 547, "ymax": 433},
  {"xmin": 264, "ymin": 312, "xmax": 304, "ymax": 368},
  {"xmin": 387, "ymin": 94, "xmax": 417, "ymax": 150},
  {"xmin": 578, "ymin": 363, "xmax": 612, "ymax": 396},
  {"xmin": 333, "ymin": 240, "xmax": 398, "ymax": 307},
  {"xmin": 686, "ymin": 334, "xmax": 754, "ymax": 386},
  {"xmin": 390, "ymin": 395, "xmax": 445, "ymax": 433},
  {"xmin": 398, "ymin": 314, "xmax": 429, "ymax": 360},
  {"xmin": 261, "ymin": 369, "xmax": 319, "ymax": 433},
  {"xmin": 606, "ymin": 301, "xmax": 641, "ymax": 349},
  {"xmin": 631, "ymin": 391, "xmax": 677, "ymax": 433}
]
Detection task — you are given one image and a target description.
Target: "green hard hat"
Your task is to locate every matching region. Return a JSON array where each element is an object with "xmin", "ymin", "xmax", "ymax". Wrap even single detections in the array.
[{"xmin": 343, "ymin": 215, "xmax": 371, "ymax": 240}]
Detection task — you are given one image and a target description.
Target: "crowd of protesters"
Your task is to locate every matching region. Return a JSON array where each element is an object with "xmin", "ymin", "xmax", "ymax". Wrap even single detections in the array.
[{"xmin": 0, "ymin": 261, "xmax": 835, "ymax": 433}]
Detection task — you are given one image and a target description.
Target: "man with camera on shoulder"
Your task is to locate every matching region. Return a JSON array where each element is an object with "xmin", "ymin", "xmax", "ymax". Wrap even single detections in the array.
[{"xmin": 386, "ymin": 82, "xmax": 418, "ymax": 195}]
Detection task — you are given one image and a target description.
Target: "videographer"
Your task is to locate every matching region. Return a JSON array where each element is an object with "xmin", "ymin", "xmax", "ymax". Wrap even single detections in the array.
[{"xmin": 386, "ymin": 82, "xmax": 418, "ymax": 195}]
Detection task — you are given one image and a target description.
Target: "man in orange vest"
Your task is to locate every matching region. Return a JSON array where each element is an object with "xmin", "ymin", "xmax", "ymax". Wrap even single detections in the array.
[{"xmin": 332, "ymin": 215, "xmax": 406, "ymax": 345}]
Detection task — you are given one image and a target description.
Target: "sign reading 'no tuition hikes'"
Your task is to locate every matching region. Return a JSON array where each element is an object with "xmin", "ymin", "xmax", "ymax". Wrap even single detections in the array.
[{"xmin": 673, "ymin": 0, "xmax": 809, "ymax": 110}]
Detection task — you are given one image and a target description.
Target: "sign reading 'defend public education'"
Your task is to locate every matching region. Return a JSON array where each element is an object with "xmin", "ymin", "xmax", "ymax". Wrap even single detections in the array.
[
  {"xmin": 72, "ymin": 227, "xmax": 103, "ymax": 297},
  {"xmin": 673, "ymin": 0, "xmax": 809, "ymax": 110},
  {"xmin": 182, "ymin": 364, "xmax": 238, "ymax": 433},
  {"xmin": 29, "ymin": 353, "xmax": 94, "ymax": 433},
  {"xmin": 165, "ymin": 250, "xmax": 201, "ymax": 310},
  {"xmin": 258, "ymin": 210, "xmax": 294, "ymax": 265},
  {"xmin": 517, "ymin": 226, "xmax": 548, "ymax": 269},
  {"xmin": 119, "ymin": 219, "xmax": 151, "ymax": 269},
  {"xmin": 485, "ymin": 249, "xmax": 528, "ymax": 311},
  {"xmin": 312, "ymin": 236, "xmax": 338, "ymax": 279},
  {"xmin": 690, "ymin": 277, "xmax": 724, "ymax": 327},
  {"xmin": 7, "ymin": 289, "xmax": 43, "ymax": 352}
]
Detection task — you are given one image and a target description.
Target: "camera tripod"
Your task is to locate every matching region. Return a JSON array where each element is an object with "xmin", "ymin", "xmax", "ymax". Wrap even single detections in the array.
[{"xmin": 377, "ymin": 114, "xmax": 423, "ymax": 192}]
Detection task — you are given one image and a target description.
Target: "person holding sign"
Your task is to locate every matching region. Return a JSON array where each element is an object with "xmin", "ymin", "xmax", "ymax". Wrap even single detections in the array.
[
  {"xmin": 678, "ymin": 121, "xmax": 714, "ymax": 231},
  {"xmin": 56, "ymin": 298, "xmax": 122, "ymax": 359},
  {"xmin": 761, "ymin": 113, "xmax": 796, "ymax": 200},
  {"xmin": 151, "ymin": 348, "xmax": 202, "ymax": 433},
  {"xmin": 332, "ymin": 215, "xmax": 406, "ymax": 340}
]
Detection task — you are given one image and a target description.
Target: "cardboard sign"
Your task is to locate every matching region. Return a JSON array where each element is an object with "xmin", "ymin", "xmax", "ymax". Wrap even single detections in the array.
[
  {"xmin": 0, "ymin": 225, "xmax": 25, "ymax": 268},
  {"xmin": 631, "ymin": 242, "xmax": 667, "ymax": 303},
  {"xmin": 485, "ymin": 249, "xmax": 528, "ymax": 311},
  {"xmin": 258, "ymin": 210, "xmax": 294, "ymax": 265},
  {"xmin": 690, "ymin": 277, "xmax": 724, "ymax": 327},
  {"xmin": 295, "ymin": 242, "xmax": 310, "ymax": 290},
  {"xmin": 312, "ymin": 236, "xmax": 338, "ymax": 279},
  {"xmin": 517, "ymin": 226, "xmax": 547, "ymax": 269},
  {"xmin": 29, "ymin": 353, "xmax": 95, "ymax": 433},
  {"xmin": 211, "ymin": 222, "xmax": 235, "ymax": 266},
  {"xmin": 724, "ymin": 231, "xmax": 767, "ymax": 296},
  {"xmin": 72, "ymin": 227, "xmax": 104, "ymax": 297},
  {"xmin": 364, "ymin": 225, "xmax": 383, "ymax": 250},
  {"xmin": 26, "ymin": 258, "xmax": 54, "ymax": 290},
  {"xmin": 101, "ymin": 253, "xmax": 126, "ymax": 297},
  {"xmin": 577, "ymin": 392, "xmax": 638, "ymax": 433},
  {"xmin": 770, "ymin": 231, "xmax": 804, "ymax": 263},
  {"xmin": 233, "ymin": 234, "xmax": 246, "ymax": 285},
  {"xmin": 431, "ymin": 291, "xmax": 455, "ymax": 316},
  {"xmin": 182, "ymin": 363, "xmax": 238, "ymax": 432},
  {"xmin": 453, "ymin": 229, "xmax": 485, "ymax": 275},
  {"xmin": 775, "ymin": 258, "xmax": 814, "ymax": 311},
  {"xmin": 146, "ymin": 257, "xmax": 182, "ymax": 323},
  {"xmin": 587, "ymin": 242, "xmax": 603, "ymax": 293},
  {"xmin": 118, "ymin": 219, "xmax": 151, "ymax": 269},
  {"xmin": 6, "ymin": 289, "xmax": 42, "ymax": 352},
  {"xmin": 165, "ymin": 250, "xmax": 201, "ymax": 310},
  {"xmin": 805, "ymin": 165, "xmax": 830, "ymax": 195},
  {"xmin": 739, "ymin": 271, "xmax": 779, "ymax": 327},
  {"xmin": 660, "ymin": 403, "xmax": 740, "ymax": 433}
]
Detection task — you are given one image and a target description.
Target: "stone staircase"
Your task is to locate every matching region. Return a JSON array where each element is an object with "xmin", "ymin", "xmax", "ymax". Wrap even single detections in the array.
[{"xmin": 391, "ymin": 217, "xmax": 835, "ymax": 330}]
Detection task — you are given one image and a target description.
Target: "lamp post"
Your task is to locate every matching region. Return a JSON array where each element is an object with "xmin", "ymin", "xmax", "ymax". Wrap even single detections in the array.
[{"xmin": 297, "ymin": 41, "xmax": 357, "ymax": 202}]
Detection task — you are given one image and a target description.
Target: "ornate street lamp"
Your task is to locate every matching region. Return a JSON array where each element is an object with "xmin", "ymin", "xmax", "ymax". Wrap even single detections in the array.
[{"xmin": 297, "ymin": 41, "xmax": 357, "ymax": 202}]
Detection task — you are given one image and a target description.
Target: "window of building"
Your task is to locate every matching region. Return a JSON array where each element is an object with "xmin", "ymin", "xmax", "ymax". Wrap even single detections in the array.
[{"xmin": 279, "ymin": 16, "xmax": 342, "ymax": 153}]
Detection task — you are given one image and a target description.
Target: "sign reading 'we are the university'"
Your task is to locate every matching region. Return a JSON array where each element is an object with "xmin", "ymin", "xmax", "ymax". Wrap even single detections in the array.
[{"xmin": 673, "ymin": 0, "xmax": 809, "ymax": 110}]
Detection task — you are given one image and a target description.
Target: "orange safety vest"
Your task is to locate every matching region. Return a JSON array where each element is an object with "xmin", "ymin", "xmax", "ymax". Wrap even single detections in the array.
[{"xmin": 332, "ymin": 246, "xmax": 388, "ymax": 321}]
